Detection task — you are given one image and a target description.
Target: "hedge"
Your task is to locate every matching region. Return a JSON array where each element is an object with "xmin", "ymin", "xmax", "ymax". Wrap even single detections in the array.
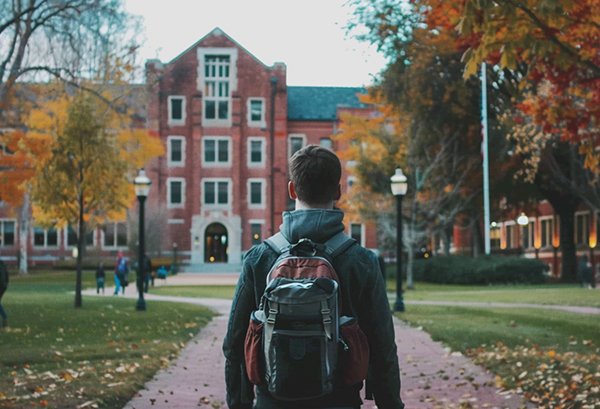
[{"xmin": 412, "ymin": 255, "xmax": 549, "ymax": 285}]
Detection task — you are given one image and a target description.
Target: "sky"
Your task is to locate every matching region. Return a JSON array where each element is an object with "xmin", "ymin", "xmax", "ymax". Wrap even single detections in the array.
[{"xmin": 123, "ymin": 0, "xmax": 388, "ymax": 87}]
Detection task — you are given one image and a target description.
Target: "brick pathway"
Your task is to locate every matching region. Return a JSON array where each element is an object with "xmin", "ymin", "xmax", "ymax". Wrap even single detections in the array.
[{"xmin": 84, "ymin": 276, "xmax": 542, "ymax": 409}]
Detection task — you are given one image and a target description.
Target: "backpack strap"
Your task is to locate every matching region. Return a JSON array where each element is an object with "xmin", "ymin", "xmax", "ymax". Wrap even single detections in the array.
[
  {"xmin": 323, "ymin": 231, "xmax": 356, "ymax": 258},
  {"xmin": 264, "ymin": 232, "xmax": 291, "ymax": 255}
]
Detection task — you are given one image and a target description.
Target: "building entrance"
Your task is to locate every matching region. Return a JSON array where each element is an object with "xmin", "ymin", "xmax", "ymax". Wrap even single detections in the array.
[{"xmin": 205, "ymin": 223, "xmax": 228, "ymax": 263}]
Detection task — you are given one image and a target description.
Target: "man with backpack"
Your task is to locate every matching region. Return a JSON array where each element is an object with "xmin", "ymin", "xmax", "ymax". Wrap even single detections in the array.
[{"xmin": 223, "ymin": 145, "xmax": 404, "ymax": 409}]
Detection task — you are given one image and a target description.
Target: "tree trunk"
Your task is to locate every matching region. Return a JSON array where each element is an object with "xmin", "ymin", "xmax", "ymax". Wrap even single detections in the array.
[
  {"xmin": 18, "ymin": 192, "xmax": 29, "ymax": 276},
  {"xmin": 74, "ymin": 194, "xmax": 84, "ymax": 308},
  {"xmin": 406, "ymin": 243, "xmax": 415, "ymax": 289},
  {"xmin": 471, "ymin": 218, "xmax": 484, "ymax": 257},
  {"xmin": 558, "ymin": 210, "xmax": 577, "ymax": 282}
]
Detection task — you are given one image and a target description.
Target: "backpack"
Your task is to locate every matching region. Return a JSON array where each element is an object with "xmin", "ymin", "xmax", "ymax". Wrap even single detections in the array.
[
  {"xmin": 117, "ymin": 258, "xmax": 128, "ymax": 276},
  {"xmin": 244, "ymin": 231, "xmax": 370, "ymax": 401}
]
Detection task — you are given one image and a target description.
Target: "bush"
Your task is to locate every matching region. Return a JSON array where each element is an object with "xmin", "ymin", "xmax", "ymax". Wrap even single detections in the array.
[{"xmin": 412, "ymin": 255, "xmax": 549, "ymax": 285}]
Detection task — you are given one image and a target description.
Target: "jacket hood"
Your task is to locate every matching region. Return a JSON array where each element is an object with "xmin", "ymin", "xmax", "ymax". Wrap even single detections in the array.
[{"xmin": 279, "ymin": 209, "xmax": 346, "ymax": 243}]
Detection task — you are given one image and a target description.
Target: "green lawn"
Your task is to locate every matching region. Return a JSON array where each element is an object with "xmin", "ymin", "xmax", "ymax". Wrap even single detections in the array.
[
  {"xmin": 152, "ymin": 285, "xmax": 237, "ymax": 299},
  {"xmin": 0, "ymin": 271, "xmax": 215, "ymax": 409}
]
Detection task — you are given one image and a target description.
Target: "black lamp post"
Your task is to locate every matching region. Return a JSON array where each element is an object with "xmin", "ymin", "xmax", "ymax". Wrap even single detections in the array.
[
  {"xmin": 390, "ymin": 168, "xmax": 408, "ymax": 313},
  {"xmin": 173, "ymin": 242, "xmax": 178, "ymax": 272},
  {"xmin": 134, "ymin": 168, "xmax": 151, "ymax": 311}
]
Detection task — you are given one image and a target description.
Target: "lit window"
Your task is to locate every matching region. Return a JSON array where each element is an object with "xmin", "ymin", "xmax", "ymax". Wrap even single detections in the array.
[
  {"xmin": 541, "ymin": 218, "xmax": 553, "ymax": 247},
  {"xmin": 576, "ymin": 213, "xmax": 590, "ymax": 245},
  {"xmin": 251, "ymin": 223, "xmax": 262, "ymax": 246}
]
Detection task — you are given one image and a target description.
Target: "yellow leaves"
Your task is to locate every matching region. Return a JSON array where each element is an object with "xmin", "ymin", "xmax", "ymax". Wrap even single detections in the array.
[{"xmin": 548, "ymin": 350, "xmax": 556, "ymax": 358}]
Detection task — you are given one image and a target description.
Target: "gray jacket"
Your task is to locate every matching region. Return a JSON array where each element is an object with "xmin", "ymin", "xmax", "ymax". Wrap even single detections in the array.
[{"xmin": 223, "ymin": 209, "xmax": 404, "ymax": 409}]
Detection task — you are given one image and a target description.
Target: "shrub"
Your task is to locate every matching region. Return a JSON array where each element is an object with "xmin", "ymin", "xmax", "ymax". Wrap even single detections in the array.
[{"xmin": 412, "ymin": 255, "xmax": 548, "ymax": 285}]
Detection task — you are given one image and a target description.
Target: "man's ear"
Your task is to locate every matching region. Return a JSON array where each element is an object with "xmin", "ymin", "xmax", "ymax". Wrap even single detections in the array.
[
  {"xmin": 334, "ymin": 184, "xmax": 342, "ymax": 201},
  {"xmin": 288, "ymin": 181, "xmax": 298, "ymax": 200}
]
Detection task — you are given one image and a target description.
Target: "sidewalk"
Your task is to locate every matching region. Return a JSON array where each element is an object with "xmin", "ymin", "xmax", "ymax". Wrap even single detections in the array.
[{"xmin": 84, "ymin": 277, "xmax": 537, "ymax": 408}]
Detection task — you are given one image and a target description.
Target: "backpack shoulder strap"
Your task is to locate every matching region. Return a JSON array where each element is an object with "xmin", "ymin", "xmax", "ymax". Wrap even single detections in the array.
[
  {"xmin": 323, "ymin": 231, "xmax": 356, "ymax": 258},
  {"xmin": 264, "ymin": 232, "xmax": 291, "ymax": 255}
]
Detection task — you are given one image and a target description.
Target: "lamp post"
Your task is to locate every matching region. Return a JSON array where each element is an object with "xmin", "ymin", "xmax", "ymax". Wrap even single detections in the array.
[
  {"xmin": 173, "ymin": 242, "xmax": 178, "ymax": 273},
  {"xmin": 390, "ymin": 168, "xmax": 408, "ymax": 313},
  {"xmin": 134, "ymin": 168, "xmax": 151, "ymax": 311}
]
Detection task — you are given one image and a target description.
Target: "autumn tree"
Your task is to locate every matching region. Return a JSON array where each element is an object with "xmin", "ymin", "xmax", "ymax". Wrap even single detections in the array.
[
  {"xmin": 20, "ymin": 86, "xmax": 163, "ymax": 307},
  {"xmin": 0, "ymin": 0, "xmax": 143, "ymax": 109}
]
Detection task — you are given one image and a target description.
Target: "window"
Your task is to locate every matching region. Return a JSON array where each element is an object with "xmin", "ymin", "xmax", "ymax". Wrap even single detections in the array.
[
  {"xmin": 204, "ymin": 55, "xmax": 230, "ymax": 121},
  {"xmin": 168, "ymin": 178, "xmax": 186, "ymax": 208},
  {"xmin": 248, "ymin": 178, "xmax": 266, "ymax": 209},
  {"xmin": 66, "ymin": 225, "xmax": 94, "ymax": 247},
  {"xmin": 289, "ymin": 135, "xmax": 305, "ymax": 157},
  {"xmin": 168, "ymin": 136, "xmax": 186, "ymax": 167},
  {"xmin": 350, "ymin": 223, "xmax": 363, "ymax": 246},
  {"xmin": 319, "ymin": 138, "xmax": 332, "ymax": 150},
  {"xmin": 203, "ymin": 179, "xmax": 231, "ymax": 207},
  {"xmin": 33, "ymin": 226, "xmax": 58, "ymax": 248},
  {"xmin": 103, "ymin": 222, "xmax": 127, "ymax": 248},
  {"xmin": 247, "ymin": 137, "xmax": 266, "ymax": 168},
  {"xmin": 203, "ymin": 137, "xmax": 231, "ymax": 167},
  {"xmin": 521, "ymin": 220, "xmax": 535, "ymax": 249},
  {"xmin": 251, "ymin": 223, "xmax": 262, "ymax": 246},
  {"xmin": 168, "ymin": 96, "xmax": 186, "ymax": 126},
  {"xmin": 490, "ymin": 225, "xmax": 501, "ymax": 248},
  {"xmin": 247, "ymin": 98, "xmax": 266, "ymax": 127},
  {"xmin": 505, "ymin": 224, "xmax": 515, "ymax": 248},
  {"xmin": 0, "ymin": 220, "xmax": 15, "ymax": 246},
  {"xmin": 541, "ymin": 218, "xmax": 553, "ymax": 247},
  {"xmin": 575, "ymin": 213, "xmax": 591, "ymax": 245}
]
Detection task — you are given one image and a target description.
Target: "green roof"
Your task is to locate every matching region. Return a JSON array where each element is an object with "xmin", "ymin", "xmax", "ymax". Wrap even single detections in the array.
[{"xmin": 287, "ymin": 86, "xmax": 369, "ymax": 121}]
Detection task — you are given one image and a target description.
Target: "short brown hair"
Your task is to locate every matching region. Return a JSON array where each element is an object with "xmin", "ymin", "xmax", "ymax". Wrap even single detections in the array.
[{"xmin": 289, "ymin": 145, "xmax": 341, "ymax": 206}]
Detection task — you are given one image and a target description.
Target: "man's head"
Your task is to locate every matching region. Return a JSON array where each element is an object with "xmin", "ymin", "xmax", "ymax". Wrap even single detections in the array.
[{"xmin": 288, "ymin": 144, "xmax": 342, "ymax": 208}]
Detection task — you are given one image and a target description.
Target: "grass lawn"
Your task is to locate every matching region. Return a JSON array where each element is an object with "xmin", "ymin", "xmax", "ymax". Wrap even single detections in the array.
[
  {"xmin": 152, "ymin": 285, "xmax": 236, "ymax": 299},
  {"xmin": 0, "ymin": 270, "xmax": 215, "ymax": 409},
  {"xmin": 398, "ymin": 305, "xmax": 600, "ymax": 407}
]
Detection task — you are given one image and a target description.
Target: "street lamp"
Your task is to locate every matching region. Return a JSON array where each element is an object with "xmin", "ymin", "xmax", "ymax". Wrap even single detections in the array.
[
  {"xmin": 134, "ymin": 168, "xmax": 151, "ymax": 311},
  {"xmin": 517, "ymin": 212, "xmax": 529, "ymax": 251},
  {"xmin": 390, "ymin": 168, "xmax": 408, "ymax": 313}
]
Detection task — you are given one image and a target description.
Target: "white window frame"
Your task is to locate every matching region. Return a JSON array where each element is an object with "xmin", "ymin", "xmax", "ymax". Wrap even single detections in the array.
[
  {"xmin": 32, "ymin": 225, "xmax": 59, "ymax": 249},
  {"xmin": 247, "ymin": 97, "xmax": 266, "ymax": 128},
  {"xmin": 64, "ymin": 225, "xmax": 96, "ymax": 248},
  {"xmin": 197, "ymin": 47, "xmax": 238, "ymax": 127},
  {"xmin": 247, "ymin": 178, "xmax": 267, "ymax": 210},
  {"xmin": 202, "ymin": 136, "xmax": 232, "ymax": 168},
  {"xmin": 167, "ymin": 177, "xmax": 186, "ymax": 209},
  {"xmin": 540, "ymin": 216, "xmax": 553, "ymax": 248},
  {"xmin": 349, "ymin": 223, "xmax": 365, "ymax": 247},
  {"xmin": 504, "ymin": 221, "xmax": 516, "ymax": 249},
  {"xmin": 102, "ymin": 221, "xmax": 128, "ymax": 250},
  {"xmin": 575, "ymin": 211, "xmax": 591, "ymax": 245},
  {"xmin": 0, "ymin": 219, "xmax": 16, "ymax": 247},
  {"xmin": 521, "ymin": 219, "xmax": 535, "ymax": 249},
  {"xmin": 167, "ymin": 95, "xmax": 186, "ymax": 126},
  {"xmin": 167, "ymin": 136, "xmax": 186, "ymax": 167},
  {"xmin": 247, "ymin": 137, "xmax": 266, "ymax": 168},
  {"xmin": 288, "ymin": 134, "xmax": 306, "ymax": 157},
  {"xmin": 202, "ymin": 177, "xmax": 233, "ymax": 210}
]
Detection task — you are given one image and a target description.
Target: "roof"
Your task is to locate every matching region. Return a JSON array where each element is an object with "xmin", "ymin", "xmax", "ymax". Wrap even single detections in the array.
[{"xmin": 287, "ymin": 86, "xmax": 369, "ymax": 121}]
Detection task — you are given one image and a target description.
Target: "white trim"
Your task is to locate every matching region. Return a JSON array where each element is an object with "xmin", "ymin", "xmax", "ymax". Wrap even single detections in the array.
[
  {"xmin": 202, "ymin": 136, "xmax": 232, "ymax": 168},
  {"xmin": 247, "ymin": 137, "xmax": 266, "ymax": 168},
  {"xmin": 575, "ymin": 211, "xmax": 591, "ymax": 245},
  {"xmin": 539, "ymin": 216, "xmax": 554, "ymax": 248},
  {"xmin": 167, "ymin": 136, "xmax": 186, "ymax": 167},
  {"xmin": 288, "ymin": 134, "xmax": 306, "ymax": 157},
  {"xmin": 168, "ymin": 219, "xmax": 185, "ymax": 224},
  {"xmin": 201, "ymin": 177, "xmax": 233, "ymax": 210},
  {"xmin": 247, "ymin": 178, "xmax": 267, "ymax": 210},
  {"xmin": 167, "ymin": 95, "xmax": 186, "ymax": 126},
  {"xmin": 247, "ymin": 97, "xmax": 266, "ymax": 128},
  {"xmin": 248, "ymin": 219, "xmax": 266, "ymax": 224},
  {"xmin": 197, "ymin": 47, "xmax": 238, "ymax": 128},
  {"xmin": 167, "ymin": 177, "xmax": 186, "ymax": 208}
]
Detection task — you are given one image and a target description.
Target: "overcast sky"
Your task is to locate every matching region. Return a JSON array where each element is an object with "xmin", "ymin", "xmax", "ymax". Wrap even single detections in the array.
[{"xmin": 124, "ymin": 0, "xmax": 387, "ymax": 87}]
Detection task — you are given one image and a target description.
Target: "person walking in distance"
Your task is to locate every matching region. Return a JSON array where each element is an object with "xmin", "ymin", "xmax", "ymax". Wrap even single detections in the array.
[{"xmin": 223, "ymin": 145, "xmax": 404, "ymax": 409}]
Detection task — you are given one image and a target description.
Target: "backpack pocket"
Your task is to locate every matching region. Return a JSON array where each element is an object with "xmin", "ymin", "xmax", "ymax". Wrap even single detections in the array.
[
  {"xmin": 339, "ymin": 316, "xmax": 370, "ymax": 386},
  {"xmin": 267, "ymin": 331, "xmax": 333, "ymax": 400},
  {"xmin": 244, "ymin": 310, "xmax": 264, "ymax": 385}
]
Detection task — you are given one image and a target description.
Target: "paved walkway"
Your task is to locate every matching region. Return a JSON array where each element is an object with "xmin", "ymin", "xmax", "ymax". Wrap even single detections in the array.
[{"xmin": 82, "ymin": 273, "xmax": 598, "ymax": 409}]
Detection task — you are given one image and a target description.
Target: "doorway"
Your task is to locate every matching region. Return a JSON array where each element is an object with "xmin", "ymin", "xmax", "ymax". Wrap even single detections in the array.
[{"xmin": 205, "ymin": 223, "xmax": 228, "ymax": 263}]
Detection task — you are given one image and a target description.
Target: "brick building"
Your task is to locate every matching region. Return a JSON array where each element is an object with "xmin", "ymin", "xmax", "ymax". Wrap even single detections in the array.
[{"xmin": 140, "ymin": 27, "xmax": 377, "ymax": 270}]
